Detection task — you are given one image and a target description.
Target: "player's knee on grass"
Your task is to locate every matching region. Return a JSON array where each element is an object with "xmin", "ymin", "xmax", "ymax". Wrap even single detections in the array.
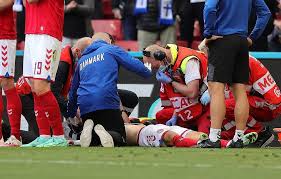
[
  {"xmin": 108, "ymin": 131, "xmax": 126, "ymax": 146},
  {"xmin": 90, "ymin": 130, "xmax": 126, "ymax": 147}
]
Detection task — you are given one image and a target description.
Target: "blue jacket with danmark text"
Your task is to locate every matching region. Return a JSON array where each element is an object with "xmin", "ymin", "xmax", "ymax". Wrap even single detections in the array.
[{"xmin": 67, "ymin": 40, "xmax": 152, "ymax": 117}]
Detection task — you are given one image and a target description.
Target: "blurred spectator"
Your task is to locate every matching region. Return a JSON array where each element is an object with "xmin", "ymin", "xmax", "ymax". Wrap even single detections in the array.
[
  {"xmin": 92, "ymin": 0, "xmax": 104, "ymax": 19},
  {"xmin": 112, "ymin": 0, "xmax": 137, "ymax": 40},
  {"xmin": 249, "ymin": 0, "xmax": 278, "ymax": 51},
  {"xmin": 268, "ymin": 0, "xmax": 281, "ymax": 51},
  {"xmin": 134, "ymin": 0, "xmax": 184, "ymax": 50},
  {"xmin": 16, "ymin": 8, "xmax": 25, "ymax": 50},
  {"xmin": 63, "ymin": 0, "xmax": 95, "ymax": 47},
  {"xmin": 268, "ymin": 19, "xmax": 281, "ymax": 51},
  {"xmin": 180, "ymin": 0, "xmax": 204, "ymax": 48}
]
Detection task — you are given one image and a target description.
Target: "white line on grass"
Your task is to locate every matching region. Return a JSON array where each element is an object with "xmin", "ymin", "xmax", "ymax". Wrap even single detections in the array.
[
  {"xmin": 0, "ymin": 159, "xmax": 211, "ymax": 168},
  {"xmin": 0, "ymin": 159, "xmax": 280, "ymax": 170}
]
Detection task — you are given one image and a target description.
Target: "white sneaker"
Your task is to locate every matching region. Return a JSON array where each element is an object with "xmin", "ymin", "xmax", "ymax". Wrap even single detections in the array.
[
  {"xmin": 1, "ymin": 135, "xmax": 22, "ymax": 147},
  {"xmin": 80, "ymin": 119, "xmax": 94, "ymax": 147},
  {"xmin": 94, "ymin": 124, "xmax": 114, "ymax": 147}
]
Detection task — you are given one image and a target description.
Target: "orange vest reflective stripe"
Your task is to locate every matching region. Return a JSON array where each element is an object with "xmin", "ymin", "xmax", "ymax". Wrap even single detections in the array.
[{"xmin": 171, "ymin": 46, "xmax": 208, "ymax": 82}]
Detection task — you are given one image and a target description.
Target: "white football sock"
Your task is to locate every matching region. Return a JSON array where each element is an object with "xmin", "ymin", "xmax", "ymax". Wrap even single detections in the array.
[
  {"xmin": 209, "ymin": 128, "xmax": 221, "ymax": 142},
  {"xmin": 233, "ymin": 130, "xmax": 244, "ymax": 142}
]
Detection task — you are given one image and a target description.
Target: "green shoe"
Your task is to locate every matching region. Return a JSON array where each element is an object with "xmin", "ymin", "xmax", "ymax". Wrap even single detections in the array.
[
  {"xmin": 199, "ymin": 133, "xmax": 209, "ymax": 141},
  {"xmin": 36, "ymin": 137, "xmax": 68, "ymax": 147},
  {"xmin": 243, "ymin": 132, "xmax": 258, "ymax": 146},
  {"xmin": 21, "ymin": 136, "xmax": 51, "ymax": 147}
]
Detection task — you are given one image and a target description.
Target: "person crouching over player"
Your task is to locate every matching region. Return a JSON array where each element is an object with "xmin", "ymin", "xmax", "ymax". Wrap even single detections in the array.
[
  {"xmin": 143, "ymin": 44, "xmax": 210, "ymax": 134},
  {"xmin": 67, "ymin": 32, "xmax": 152, "ymax": 147}
]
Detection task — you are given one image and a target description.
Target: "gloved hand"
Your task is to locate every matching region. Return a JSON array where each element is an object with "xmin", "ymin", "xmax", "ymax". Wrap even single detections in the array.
[
  {"xmin": 156, "ymin": 71, "xmax": 172, "ymax": 84},
  {"xmin": 200, "ymin": 90, "xmax": 211, "ymax": 106},
  {"xmin": 166, "ymin": 115, "xmax": 177, "ymax": 126}
]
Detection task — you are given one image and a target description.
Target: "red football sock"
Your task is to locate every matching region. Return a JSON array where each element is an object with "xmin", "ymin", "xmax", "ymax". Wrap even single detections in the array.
[
  {"xmin": 0, "ymin": 95, "xmax": 3, "ymax": 139},
  {"xmin": 172, "ymin": 135, "xmax": 198, "ymax": 147},
  {"xmin": 5, "ymin": 87, "xmax": 22, "ymax": 140},
  {"xmin": 38, "ymin": 91, "xmax": 64, "ymax": 136},
  {"xmin": 34, "ymin": 93, "xmax": 51, "ymax": 135}
]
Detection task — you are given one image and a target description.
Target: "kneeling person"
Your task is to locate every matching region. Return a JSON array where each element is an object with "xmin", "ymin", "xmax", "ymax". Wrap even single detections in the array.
[{"xmin": 67, "ymin": 32, "xmax": 152, "ymax": 147}]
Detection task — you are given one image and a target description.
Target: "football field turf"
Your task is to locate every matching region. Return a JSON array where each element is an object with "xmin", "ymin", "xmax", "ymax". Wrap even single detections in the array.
[{"xmin": 0, "ymin": 147, "xmax": 280, "ymax": 179}]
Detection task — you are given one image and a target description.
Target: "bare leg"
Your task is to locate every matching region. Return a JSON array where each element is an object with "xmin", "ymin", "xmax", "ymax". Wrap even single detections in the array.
[
  {"xmin": 231, "ymin": 83, "xmax": 248, "ymax": 141},
  {"xmin": 208, "ymin": 81, "xmax": 226, "ymax": 142}
]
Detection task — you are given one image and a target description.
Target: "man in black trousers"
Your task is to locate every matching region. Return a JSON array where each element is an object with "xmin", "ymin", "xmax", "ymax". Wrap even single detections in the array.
[{"xmin": 200, "ymin": 0, "xmax": 271, "ymax": 148}]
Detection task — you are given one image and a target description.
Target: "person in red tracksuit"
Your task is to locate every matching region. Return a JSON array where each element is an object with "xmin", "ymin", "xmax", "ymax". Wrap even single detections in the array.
[
  {"xmin": 199, "ymin": 54, "xmax": 281, "ymax": 147},
  {"xmin": 222, "ymin": 56, "xmax": 281, "ymax": 147},
  {"xmin": 143, "ymin": 44, "xmax": 210, "ymax": 134}
]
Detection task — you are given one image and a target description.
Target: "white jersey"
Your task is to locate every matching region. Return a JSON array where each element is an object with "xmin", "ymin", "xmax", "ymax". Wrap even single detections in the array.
[{"xmin": 138, "ymin": 124, "xmax": 192, "ymax": 147}]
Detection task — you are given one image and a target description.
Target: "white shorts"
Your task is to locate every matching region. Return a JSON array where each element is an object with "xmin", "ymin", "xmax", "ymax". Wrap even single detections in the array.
[
  {"xmin": 23, "ymin": 34, "xmax": 61, "ymax": 81},
  {"xmin": 0, "ymin": 39, "xmax": 16, "ymax": 78},
  {"xmin": 138, "ymin": 124, "xmax": 170, "ymax": 147},
  {"xmin": 138, "ymin": 124, "xmax": 193, "ymax": 147},
  {"xmin": 169, "ymin": 126, "xmax": 193, "ymax": 137}
]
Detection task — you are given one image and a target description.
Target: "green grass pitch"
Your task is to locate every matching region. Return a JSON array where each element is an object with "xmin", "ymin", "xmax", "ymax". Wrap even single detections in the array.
[{"xmin": 0, "ymin": 147, "xmax": 280, "ymax": 179}]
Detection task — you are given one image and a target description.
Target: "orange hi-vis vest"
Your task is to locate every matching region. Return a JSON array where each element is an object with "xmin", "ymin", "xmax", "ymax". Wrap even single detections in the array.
[
  {"xmin": 159, "ymin": 44, "xmax": 208, "ymax": 121},
  {"xmin": 249, "ymin": 56, "xmax": 281, "ymax": 105},
  {"xmin": 170, "ymin": 45, "xmax": 208, "ymax": 82},
  {"xmin": 60, "ymin": 46, "xmax": 74, "ymax": 98}
]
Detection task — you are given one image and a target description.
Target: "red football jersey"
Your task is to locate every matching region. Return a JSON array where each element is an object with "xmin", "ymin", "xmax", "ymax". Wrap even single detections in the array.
[
  {"xmin": 0, "ymin": 6, "xmax": 16, "ymax": 39},
  {"xmin": 25, "ymin": 0, "xmax": 64, "ymax": 41}
]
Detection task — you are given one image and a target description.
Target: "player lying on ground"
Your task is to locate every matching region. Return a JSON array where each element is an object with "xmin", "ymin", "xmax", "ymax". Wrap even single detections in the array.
[{"xmin": 125, "ymin": 124, "xmax": 258, "ymax": 148}]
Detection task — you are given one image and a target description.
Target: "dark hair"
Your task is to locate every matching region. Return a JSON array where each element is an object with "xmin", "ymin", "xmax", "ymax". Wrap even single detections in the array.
[{"xmin": 105, "ymin": 32, "xmax": 115, "ymax": 44}]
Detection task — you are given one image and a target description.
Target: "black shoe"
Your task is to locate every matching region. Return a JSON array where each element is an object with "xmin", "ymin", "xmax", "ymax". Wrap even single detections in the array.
[
  {"xmin": 198, "ymin": 139, "xmax": 221, "ymax": 148},
  {"xmin": 227, "ymin": 139, "xmax": 244, "ymax": 148},
  {"xmin": 253, "ymin": 127, "xmax": 274, "ymax": 148}
]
